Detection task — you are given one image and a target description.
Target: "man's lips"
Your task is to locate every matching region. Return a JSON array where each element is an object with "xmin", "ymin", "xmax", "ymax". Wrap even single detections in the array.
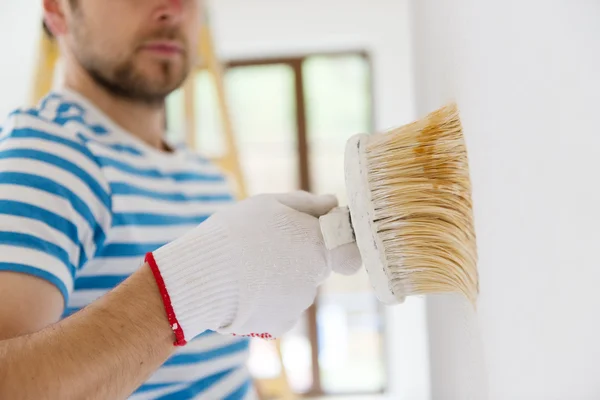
[{"xmin": 140, "ymin": 41, "xmax": 184, "ymax": 55}]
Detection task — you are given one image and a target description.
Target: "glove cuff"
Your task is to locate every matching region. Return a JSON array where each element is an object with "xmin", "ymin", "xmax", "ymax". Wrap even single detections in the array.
[{"xmin": 146, "ymin": 222, "xmax": 237, "ymax": 346}]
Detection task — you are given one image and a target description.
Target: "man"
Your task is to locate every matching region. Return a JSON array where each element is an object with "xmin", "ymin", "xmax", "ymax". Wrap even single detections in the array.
[{"xmin": 0, "ymin": 0, "xmax": 362, "ymax": 398}]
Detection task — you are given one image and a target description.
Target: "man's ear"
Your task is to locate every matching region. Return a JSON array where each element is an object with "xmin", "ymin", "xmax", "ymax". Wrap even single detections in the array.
[{"xmin": 43, "ymin": 0, "xmax": 68, "ymax": 37}]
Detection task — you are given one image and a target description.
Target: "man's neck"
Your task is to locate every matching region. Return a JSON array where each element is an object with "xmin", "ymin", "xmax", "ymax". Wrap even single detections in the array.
[{"xmin": 62, "ymin": 65, "xmax": 168, "ymax": 151}]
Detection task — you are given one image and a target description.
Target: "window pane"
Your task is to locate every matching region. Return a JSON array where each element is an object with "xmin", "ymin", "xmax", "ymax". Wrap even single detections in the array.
[
  {"xmin": 194, "ymin": 70, "xmax": 227, "ymax": 156},
  {"xmin": 167, "ymin": 65, "xmax": 299, "ymax": 195},
  {"xmin": 304, "ymin": 54, "xmax": 372, "ymax": 204},
  {"xmin": 228, "ymin": 64, "xmax": 300, "ymax": 194},
  {"xmin": 165, "ymin": 72, "xmax": 223, "ymax": 153},
  {"xmin": 304, "ymin": 54, "xmax": 386, "ymax": 393},
  {"xmin": 280, "ymin": 311, "xmax": 314, "ymax": 393},
  {"xmin": 165, "ymin": 87, "xmax": 185, "ymax": 145}
]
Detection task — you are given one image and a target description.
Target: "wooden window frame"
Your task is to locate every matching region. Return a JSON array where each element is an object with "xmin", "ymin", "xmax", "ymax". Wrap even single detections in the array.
[{"xmin": 220, "ymin": 50, "xmax": 382, "ymax": 396}]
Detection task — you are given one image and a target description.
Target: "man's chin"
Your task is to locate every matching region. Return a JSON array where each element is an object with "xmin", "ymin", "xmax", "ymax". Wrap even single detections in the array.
[
  {"xmin": 137, "ymin": 70, "xmax": 188, "ymax": 92},
  {"xmin": 111, "ymin": 79, "xmax": 183, "ymax": 104},
  {"xmin": 137, "ymin": 55, "xmax": 188, "ymax": 74},
  {"xmin": 131, "ymin": 73, "xmax": 187, "ymax": 95}
]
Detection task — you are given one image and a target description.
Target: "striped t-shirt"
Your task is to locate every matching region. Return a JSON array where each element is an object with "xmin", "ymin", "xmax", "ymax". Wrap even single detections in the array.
[{"xmin": 0, "ymin": 89, "xmax": 254, "ymax": 399}]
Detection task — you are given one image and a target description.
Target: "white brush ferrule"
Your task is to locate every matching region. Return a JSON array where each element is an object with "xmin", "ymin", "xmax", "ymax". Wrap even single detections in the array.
[{"xmin": 344, "ymin": 133, "xmax": 404, "ymax": 305}]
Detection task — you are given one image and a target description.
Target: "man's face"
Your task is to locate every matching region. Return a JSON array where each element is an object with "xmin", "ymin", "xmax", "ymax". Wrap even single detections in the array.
[{"xmin": 60, "ymin": 0, "xmax": 202, "ymax": 105}]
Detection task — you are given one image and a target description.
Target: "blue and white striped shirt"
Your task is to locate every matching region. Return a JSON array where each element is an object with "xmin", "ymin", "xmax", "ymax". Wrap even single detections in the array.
[{"xmin": 0, "ymin": 89, "xmax": 254, "ymax": 399}]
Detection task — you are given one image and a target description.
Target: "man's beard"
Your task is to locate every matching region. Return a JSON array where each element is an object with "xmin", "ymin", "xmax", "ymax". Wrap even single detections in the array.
[
  {"xmin": 83, "ymin": 56, "xmax": 189, "ymax": 106},
  {"xmin": 71, "ymin": 24, "xmax": 191, "ymax": 107}
]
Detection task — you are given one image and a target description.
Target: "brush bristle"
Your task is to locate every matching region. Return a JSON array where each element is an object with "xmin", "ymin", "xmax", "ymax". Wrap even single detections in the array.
[{"xmin": 364, "ymin": 103, "xmax": 479, "ymax": 304}]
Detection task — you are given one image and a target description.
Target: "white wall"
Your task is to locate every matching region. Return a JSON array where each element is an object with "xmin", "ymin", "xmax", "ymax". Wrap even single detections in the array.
[
  {"xmin": 0, "ymin": 2, "xmax": 42, "ymax": 117},
  {"xmin": 208, "ymin": 0, "xmax": 416, "ymax": 131},
  {"xmin": 411, "ymin": 1, "xmax": 600, "ymax": 399},
  {"xmin": 0, "ymin": 1, "xmax": 428, "ymax": 399}
]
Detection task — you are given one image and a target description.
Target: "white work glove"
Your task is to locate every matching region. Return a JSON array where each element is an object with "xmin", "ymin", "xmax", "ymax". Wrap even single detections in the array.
[{"xmin": 145, "ymin": 191, "xmax": 362, "ymax": 346}]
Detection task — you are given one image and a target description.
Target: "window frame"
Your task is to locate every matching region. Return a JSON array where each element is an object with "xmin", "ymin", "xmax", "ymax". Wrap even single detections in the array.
[{"xmin": 176, "ymin": 50, "xmax": 385, "ymax": 396}]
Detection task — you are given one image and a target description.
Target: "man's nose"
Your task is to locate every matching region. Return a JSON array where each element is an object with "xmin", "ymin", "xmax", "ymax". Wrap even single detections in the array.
[
  {"xmin": 155, "ymin": 0, "xmax": 184, "ymax": 24},
  {"xmin": 168, "ymin": 0, "xmax": 182, "ymax": 12}
]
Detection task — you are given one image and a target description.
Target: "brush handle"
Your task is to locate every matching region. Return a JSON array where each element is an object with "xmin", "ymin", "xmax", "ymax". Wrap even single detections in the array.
[{"xmin": 319, "ymin": 206, "xmax": 356, "ymax": 250}]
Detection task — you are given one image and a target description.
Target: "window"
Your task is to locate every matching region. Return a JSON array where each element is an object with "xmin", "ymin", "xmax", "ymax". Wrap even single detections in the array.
[{"xmin": 166, "ymin": 51, "xmax": 386, "ymax": 396}]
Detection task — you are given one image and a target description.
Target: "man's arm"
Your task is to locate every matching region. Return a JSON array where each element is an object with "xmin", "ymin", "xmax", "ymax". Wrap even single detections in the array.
[
  {"xmin": 0, "ymin": 113, "xmax": 163, "ymax": 397},
  {"xmin": 0, "ymin": 192, "xmax": 363, "ymax": 399},
  {"xmin": 0, "ymin": 116, "xmax": 363, "ymax": 398},
  {"xmin": 0, "ymin": 265, "xmax": 175, "ymax": 400},
  {"xmin": 0, "ymin": 272, "xmax": 64, "ymax": 341}
]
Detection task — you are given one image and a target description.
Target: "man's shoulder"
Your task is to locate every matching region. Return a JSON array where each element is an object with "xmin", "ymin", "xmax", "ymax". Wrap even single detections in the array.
[
  {"xmin": 0, "ymin": 92, "xmax": 103, "ymax": 145},
  {"xmin": 0, "ymin": 94, "xmax": 112, "ymax": 194}
]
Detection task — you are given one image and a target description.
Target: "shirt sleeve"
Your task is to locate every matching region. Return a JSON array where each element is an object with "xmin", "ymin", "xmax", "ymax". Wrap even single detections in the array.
[{"xmin": 0, "ymin": 113, "xmax": 112, "ymax": 304}]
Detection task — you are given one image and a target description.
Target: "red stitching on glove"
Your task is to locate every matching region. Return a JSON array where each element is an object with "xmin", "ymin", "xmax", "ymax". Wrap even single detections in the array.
[
  {"xmin": 233, "ymin": 333, "xmax": 273, "ymax": 340},
  {"xmin": 145, "ymin": 252, "xmax": 187, "ymax": 346}
]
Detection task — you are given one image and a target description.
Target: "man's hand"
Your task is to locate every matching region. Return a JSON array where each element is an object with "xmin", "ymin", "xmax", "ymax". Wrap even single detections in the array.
[{"xmin": 148, "ymin": 191, "xmax": 363, "ymax": 344}]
